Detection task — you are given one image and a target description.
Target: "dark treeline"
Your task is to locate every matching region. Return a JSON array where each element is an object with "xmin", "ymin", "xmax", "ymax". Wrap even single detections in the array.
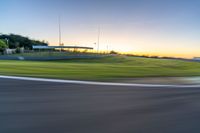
[{"xmin": 0, "ymin": 34, "xmax": 48, "ymax": 50}]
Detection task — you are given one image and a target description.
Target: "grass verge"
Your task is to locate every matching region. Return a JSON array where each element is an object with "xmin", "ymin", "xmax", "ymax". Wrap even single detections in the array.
[{"xmin": 0, "ymin": 56, "xmax": 200, "ymax": 81}]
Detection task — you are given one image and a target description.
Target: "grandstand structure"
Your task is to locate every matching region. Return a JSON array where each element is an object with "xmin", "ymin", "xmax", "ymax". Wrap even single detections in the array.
[{"xmin": 32, "ymin": 45, "xmax": 93, "ymax": 50}]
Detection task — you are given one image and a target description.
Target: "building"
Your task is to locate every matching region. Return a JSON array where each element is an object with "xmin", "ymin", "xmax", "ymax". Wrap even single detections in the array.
[
  {"xmin": 32, "ymin": 45, "xmax": 93, "ymax": 51},
  {"xmin": 193, "ymin": 57, "xmax": 200, "ymax": 61},
  {"xmin": 4, "ymin": 47, "xmax": 24, "ymax": 55},
  {"xmin": 4, "ymin": 49, "xmax": 16, "ymax": 54}
]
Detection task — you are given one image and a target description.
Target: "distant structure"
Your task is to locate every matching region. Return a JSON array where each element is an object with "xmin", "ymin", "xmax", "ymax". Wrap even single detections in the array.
[
  {"xmin": 193, "ymin": 57, "xmax": 200, "ymax": 61},
  {"xmin": 4, "ymin": 49, "xmax": 16, "ymax": 55},
  {"xmin": 4, "ymin": 47, "xmax": 24, "ymax": 55},
  {"xmin": 46, "ymin": 16, "xmax": 93, "ymax": 51},
  {"xmin": 97, "ymin": 27, "xmax": 100, "ymax": 52},
  {"xmin": 59, "ymin": 16, "xmax": 62, "ymax": 47},
  {"xmin": 32, "ymin": 45, "xmax": 93, "ymax": 50},
  {"xmin": 32, "ymin": 17, "xmax": 94, "ymax": 52}
]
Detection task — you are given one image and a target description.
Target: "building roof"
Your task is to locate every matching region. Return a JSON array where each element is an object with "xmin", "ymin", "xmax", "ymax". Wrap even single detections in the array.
[{"xmin": 32, "ymin": 45, "xmax": 93, "ymax": 50}]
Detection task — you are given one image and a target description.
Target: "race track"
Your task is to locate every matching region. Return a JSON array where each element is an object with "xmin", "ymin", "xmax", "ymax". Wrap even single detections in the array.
[{"xmin": 1, "ymin": 78, "xmax": 200, "ymax": 133}]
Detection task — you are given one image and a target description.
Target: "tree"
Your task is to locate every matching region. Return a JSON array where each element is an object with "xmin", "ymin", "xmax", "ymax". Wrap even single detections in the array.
[
  {"xmin": 110, "ymin": 50, "xmax": 118, "ymax": 55},
  {"xmin": 0, "ymin": 39, "xmax": 8, "ymax": 54},
  {"xmin": 0, "ymin": 34, "xmax": 48, "ymax": 50}
]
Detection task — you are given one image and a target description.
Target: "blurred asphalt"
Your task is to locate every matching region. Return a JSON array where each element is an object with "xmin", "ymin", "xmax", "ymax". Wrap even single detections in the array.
[{"xmin": 1, "ymin": 78, "xmax": 200, "ymax": 133}]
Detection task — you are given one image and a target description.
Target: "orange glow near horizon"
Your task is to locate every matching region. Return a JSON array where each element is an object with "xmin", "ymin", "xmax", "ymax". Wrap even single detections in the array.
[
  {"xmin": 38, "ymin": 21, "xmax": 200, "ymax": 59},
  {"xmin": 49, "ymin": 42, "xmax": 198, "ymax": 59},
  {"xmin": 47, "ymin": 34, "xmax": 200, "ymax": 59}
]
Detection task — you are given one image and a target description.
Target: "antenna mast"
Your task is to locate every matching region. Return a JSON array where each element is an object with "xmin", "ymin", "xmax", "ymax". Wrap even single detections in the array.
[
  {"xmin": 97, "ymin": 26, "xmax": 100, "ymax": 53},
  {"xmin": 59, "ymin": 16, "xmax": 62, "ymax": 46}
]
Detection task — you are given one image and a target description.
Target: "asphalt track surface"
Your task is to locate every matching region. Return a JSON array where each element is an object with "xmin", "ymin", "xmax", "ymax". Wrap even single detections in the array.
[{"xmin": 1, "ymin": 78, "xmax": 200, "ymax": 133}]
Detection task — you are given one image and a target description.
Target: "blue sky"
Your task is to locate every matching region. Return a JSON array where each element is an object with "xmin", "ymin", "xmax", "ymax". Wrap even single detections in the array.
[{"xmin": 1, "ymin": 0, "xmax": 200, "ymax": 58}]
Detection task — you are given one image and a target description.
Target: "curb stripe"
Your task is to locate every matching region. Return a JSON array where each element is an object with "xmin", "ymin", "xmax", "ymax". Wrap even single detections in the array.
[{"xmin": 0, "ymin": 75, "xmax": 200, "ymax": 88}]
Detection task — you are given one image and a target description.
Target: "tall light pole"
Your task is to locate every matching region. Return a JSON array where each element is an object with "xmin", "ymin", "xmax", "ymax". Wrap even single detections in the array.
[
  {"xmin": 93, "ymin": 43, "xmax": 97, "ymax": 53},
  {"xmin": 97, "ymin": 26, "xmax": 100, "ymax": 53},
  {"xmin": 58, "ymin": 16, "xmax": 63, "ymax": 52},
  {"xmin": 59, "ymin": 16, "xmax": 61, "ymax": 47}
]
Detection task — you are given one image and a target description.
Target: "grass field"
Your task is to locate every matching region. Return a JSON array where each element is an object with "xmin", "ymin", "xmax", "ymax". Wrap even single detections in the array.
[{"xmin": 0, "ymin": 56, "xmax": 200, "ymax": 81}]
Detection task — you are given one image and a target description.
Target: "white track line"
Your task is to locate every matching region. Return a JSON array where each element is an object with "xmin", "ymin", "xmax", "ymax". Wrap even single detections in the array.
[{"xmin": 0, "ymin": 75, "xmax": 200, "ymax": 88}]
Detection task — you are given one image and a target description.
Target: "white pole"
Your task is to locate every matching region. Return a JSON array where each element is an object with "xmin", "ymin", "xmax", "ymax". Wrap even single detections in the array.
[
  {"xmin": 59, "ymin": 16, "xmax": 62, "ymax": 52},
  {"xmin": 97, "ymin": 26, "xmax": 100, "ymax": 53},
  {"xmin": 59, "ymin": 16, "xmax": 61, "ymax": 46}
]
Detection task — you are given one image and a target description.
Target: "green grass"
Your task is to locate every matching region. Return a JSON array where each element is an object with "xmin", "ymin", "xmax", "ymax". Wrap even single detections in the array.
[{"xmin": 0, "ymin": 56, "xmax": 200, "ymax": 81}]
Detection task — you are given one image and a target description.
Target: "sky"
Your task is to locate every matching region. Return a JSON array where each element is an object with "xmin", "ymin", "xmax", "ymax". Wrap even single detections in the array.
[{"xmin": 1, "ymin": 0, "xmax": 200, "ymax": 58}]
